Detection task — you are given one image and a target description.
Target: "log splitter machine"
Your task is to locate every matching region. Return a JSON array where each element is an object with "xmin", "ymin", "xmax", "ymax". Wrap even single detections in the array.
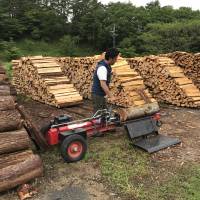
[{"xmin": 43, "ymin": 102, "xmax": 180, "ymax": 163}]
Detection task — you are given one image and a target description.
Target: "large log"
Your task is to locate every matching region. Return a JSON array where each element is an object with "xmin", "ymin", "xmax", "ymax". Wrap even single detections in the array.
[
  {"xmin": 118, "ymin": 102, "xmax": 160, "ymax": 121},
  {"xmin": 0, "ymin": 110, "xmax": 23, "ymax": 132},
  {"xmin": 0, "ymin": 129, "xmax": 30, "ymax": 155},
  {"xmin": 0, "ymin": 150, "xmax": 43, "ymax": 192},
  {"xmin": 0, "ymin": 67, "xmax": 6, "ymax": 74},
  {"xmin": 0, "ymin": 85, "xmax": 10, "ymax": 96},
  {"xmin": 17, "ymin": 105, "xmax": 49, "ymax": 151},
  {"xmin": 0, "ymin": 96, "xmax": 15, "ymax": 111},
  {"xmin": 0, "ymin": 74, "xmax": 8, "ymax": 84}
]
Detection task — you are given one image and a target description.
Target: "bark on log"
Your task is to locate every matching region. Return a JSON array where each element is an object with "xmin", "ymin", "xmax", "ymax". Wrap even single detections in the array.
[
  {"xmin": 17, "ymin": 105, "xmax": 49, "ymax": 151},
  {"xmin": 0, "ymin": 110, "xmax": 23, "ymax": 132},
  {"xmin": 0, "ymin": 67, "xmax": 6, "ymax": 74},
  {"xmin": 118, "ymin": 102, "xmax": 160, "ymax": 121},
  {"xmin": 0, "ymin": 85, "xmax": 10, "ymax": 96},
  {"xmin": 0, "ymin": 129, "xmax": 30, "ymax": 155},
  {"xmin": 0, "ymin": 96, "xmax": 15, "ymax": 111},
  {"xmin": 0, "ymin": 74, "xmax": 8, "ymax": 84},
  {"xmin": 0, "ymin": 151, "xmax": 43, "ymax": 192}
]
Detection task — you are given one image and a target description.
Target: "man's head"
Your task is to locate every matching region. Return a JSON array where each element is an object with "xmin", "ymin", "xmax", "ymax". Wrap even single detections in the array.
[{"xmin": 105, "ymin": 48, "xmax": 119, "ymax": 65}]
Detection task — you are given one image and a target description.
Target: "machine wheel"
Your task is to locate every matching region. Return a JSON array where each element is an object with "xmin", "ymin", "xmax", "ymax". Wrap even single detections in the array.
[{"xmin": 60, "ymin": 135, "xmax": 87, "ymax": 163}]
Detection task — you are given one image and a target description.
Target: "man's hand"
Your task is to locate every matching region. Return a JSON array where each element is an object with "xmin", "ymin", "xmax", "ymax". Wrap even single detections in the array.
[
  {"xmin": 108, "ymin": 95, "xmax": 116, "ymax": 102},
  {"xmin": 100, "ymin": 80, "xmax": 116, "ymax": 102}
]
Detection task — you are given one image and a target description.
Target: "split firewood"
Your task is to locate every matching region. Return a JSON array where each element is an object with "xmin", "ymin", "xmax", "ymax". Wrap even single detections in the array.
[
  {"xmin": 127, "ymin": 56, "xmax": 200, "ymax": 107},
  {"xmin": 12, "ymin": 56, "xmax": 83, "ymax": 108},
  {"xmin": 163, "ymin": 51, "xmax": 200, "ymax": 90},
  {"xmin": 57, "ymin": 55, "xmax": 156, "ymax": 108}
]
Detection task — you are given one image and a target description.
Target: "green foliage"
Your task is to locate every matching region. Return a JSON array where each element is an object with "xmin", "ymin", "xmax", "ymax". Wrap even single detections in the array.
[
  {"xmin": 87, "ymin": 135, "xmax": 200, "ymax": 200},
  {"xmin": 59, "ymin": 35, "xmax": 79, "ymax": 56},
  {"xmin": 0, "ymin": 39, "xmax": 22, "ymax": 61},
  {"xmin": 0, "ymin": 0, "xmax": 200, "ymax": 56},
  {"xmin": 139, "ymin": 19, "xmax": 200, "ymax": 54},
  {"xmin": 4, "ymin": 62, "xmax": 12, "ymax": 79},
  {"xmin": 118, "ymin": 37, "xmax": 137, "ymax": 57}
]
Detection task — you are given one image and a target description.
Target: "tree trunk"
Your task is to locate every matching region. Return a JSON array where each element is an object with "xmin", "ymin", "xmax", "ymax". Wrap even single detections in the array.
[
  {"xmin": 0, "ymin": 96, "xmax": 15, "ymax": 111},
  {"xmin": 0, "ymin": 67, "xmax": 6, "ymax": 74},
  {"xmin": 0, "ymin": 110, "xmax": 23, "ymax": 132},
  {"xmin": 118, "ymin": 102, "xmax": 160, "ymax": 121},
  {"xmin": 0, "ymin": 129, "xmax": 30, "ymax": 155},
  {"xmin": 0, "ymin": 150, "xmax": 43, "ymax": 192},
  {"xmin": 17, "ymin": 105, "xmax": 49, "ymax": 151},
  {"xmin": 0, "ymin": 85, "xmax": 10, "ymax": 96},
  {"xmin": 0, "ymin": 74, "xmax": 8, "ymax": 84}
]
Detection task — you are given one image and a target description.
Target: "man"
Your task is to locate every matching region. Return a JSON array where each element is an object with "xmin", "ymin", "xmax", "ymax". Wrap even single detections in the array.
[{"xmin": 92, "ymin": 48, "xmax": 119, "ymax": 113}]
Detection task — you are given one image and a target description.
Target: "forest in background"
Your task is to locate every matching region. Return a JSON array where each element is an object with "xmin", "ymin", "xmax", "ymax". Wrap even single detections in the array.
[{"xmin": 0, "ymin": 0, "xmax": 200, "ymax": 60}]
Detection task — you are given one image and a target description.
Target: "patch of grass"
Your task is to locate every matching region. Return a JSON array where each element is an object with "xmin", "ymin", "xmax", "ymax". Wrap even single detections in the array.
[
  {"xmin": 3, "ymin": 62, "xmax": 12, "ymax": 79},
  {"xmin": 154, "ymin": 165, "xmax": 200, "ymax": 200},
  {"xmin": 16, "ymin": 39, "xmax": 63, "ymax": 57},
  {"xmin": 87, "ymin": 135, "xmax": 150, "ymax": 198},
  {"xmin": 16, "ymin": 94, "xmax": 32, "ymax": 102},
  {"xmin": 15, "ymin": 39, "xmax": 97, "ymax": 57},
  {"xmin": 87, "ymin": 135, "xmax": 200, "ymax": 200}
]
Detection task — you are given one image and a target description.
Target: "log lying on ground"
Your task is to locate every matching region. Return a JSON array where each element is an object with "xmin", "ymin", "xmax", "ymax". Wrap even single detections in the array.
[
  {"xmin": 0, "ymin": 129, "xmax": 31, "ymax": 155},
  {"xmin": 58, "ymin": 55, "xmax": 157, "ymax": 108},
  {"xmin": 165, "ymin": 51, "xmax": 200, "ymax": 90},
  {"xmin": 12, "ymin": 56, "xmax": 83, "ymax": 107},
  {"xmin": 0, "ymin": 150, "xmax": 43, "ymax": 192},
  {"xmin": 0, "ymin": 67, "xmax": 6, "ymax": 74},
  {"xmin": 0, "ymin": 85, "xmax": 11, "ymax": 96},
  {"xmin": 17, "ymin": 105, "xmax": 49, "ymax": 151},
  {"xmin": 0, "ymin": 74, "xmax": 8, "ymax": 84},
  {"xmin": 0, "ymin": 65, "xmax": 44, "ymax": 193},
  {"xmin": 118, "ymin": 102, "xmax": 160, "ymax": 121},
  {"xmin": 0, "ymin": 110, "xmax": 23, "ymax": 132},
  {"xmin": 127, "ymin": 56, "xmax": 200, "ymax": 108},
  {"xmin": 0, "ymin": 96, "xmax": 15, "ymax": 111},
  {"xmin": 0, "ymin": 66, "xmax": 8, "ymax": 84}
]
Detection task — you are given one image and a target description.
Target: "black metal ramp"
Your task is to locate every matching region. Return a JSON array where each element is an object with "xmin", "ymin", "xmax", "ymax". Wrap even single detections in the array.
[
  {"xmin": 124, "ymin": 115, "xmax": 181, "ymax": 153},
  {"xmin": 133, "ymin": 134, "xmax": 181, "ymax": 153}
]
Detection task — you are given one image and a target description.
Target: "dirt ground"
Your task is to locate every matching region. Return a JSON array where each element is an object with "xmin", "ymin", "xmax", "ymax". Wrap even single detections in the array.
[{"xmin": 0, "ymin": 98, "xmax": 200, "ymax": 200}]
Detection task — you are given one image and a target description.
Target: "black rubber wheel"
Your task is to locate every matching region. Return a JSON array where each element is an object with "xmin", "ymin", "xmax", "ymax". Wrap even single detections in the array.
[{"xmin": 60, "ymin": 134, "xmax": 87, "ymax": 163}]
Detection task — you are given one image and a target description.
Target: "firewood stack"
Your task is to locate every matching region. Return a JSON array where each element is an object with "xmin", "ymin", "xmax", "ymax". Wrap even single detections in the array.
[
  {"xmin": 12, "ymin": 56, "xmax": 83, "ymax": 107},
  {"xmin": 58, "ymin": 56, "xmax": 98, "ymax": 99},
  {"xmin": 193, "ymin": 53, "xmax": 200, "ymax": 88},
  {"xmin": 166, "ymin": 51, "xmax": 200, "ymax": 90},
  {"xmin": 127, "ymin": 56, "xmax": 200, "ymax": 107},
  {"xmin": 58, "ymin": 56, "xmax": 156, "ymax": 107},
  {"xmin": 0, "ymin": 65, "xmax": 43, "ymax": 192}
]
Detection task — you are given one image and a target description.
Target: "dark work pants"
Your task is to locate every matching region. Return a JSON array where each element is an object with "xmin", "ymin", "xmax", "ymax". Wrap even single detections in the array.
[{"xmin": 92, "ymin": 93, "xmax": 107, "ymax": 113}]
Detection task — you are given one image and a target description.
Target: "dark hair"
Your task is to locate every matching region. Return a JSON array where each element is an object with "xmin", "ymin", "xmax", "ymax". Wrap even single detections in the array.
[{"xmin": 105, "ymin": 48, "xmax": 119, "ymax": 60}]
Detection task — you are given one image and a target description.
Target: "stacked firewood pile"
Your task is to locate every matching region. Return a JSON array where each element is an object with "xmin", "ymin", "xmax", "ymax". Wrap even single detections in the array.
[
  {"xmin": 12, "ymin": 56, "xmax": 83, "ymax": 107},
  {"xmin": 57, "ymin": 56, "xmax": 97, "ymax": 99},
  {"xmin": 127, "ymin": 56, "xmax": 200, "ymax": 107},
  {"xmin": 166, "ymin": 51, "xmax": 200, "ymax": 90},
  {"xmin": 0, "ymin": 65, "xmax": 43, "ymax": 192},
  {"xmin": 58, "ymin": 56, "xmax": 156, "ymax": 107}
]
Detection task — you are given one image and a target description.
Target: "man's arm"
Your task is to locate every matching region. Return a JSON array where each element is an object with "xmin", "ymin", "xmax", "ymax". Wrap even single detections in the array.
[{"xmin": 100, "ymin": 80, "xmax": 112, "ymax": 98}]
